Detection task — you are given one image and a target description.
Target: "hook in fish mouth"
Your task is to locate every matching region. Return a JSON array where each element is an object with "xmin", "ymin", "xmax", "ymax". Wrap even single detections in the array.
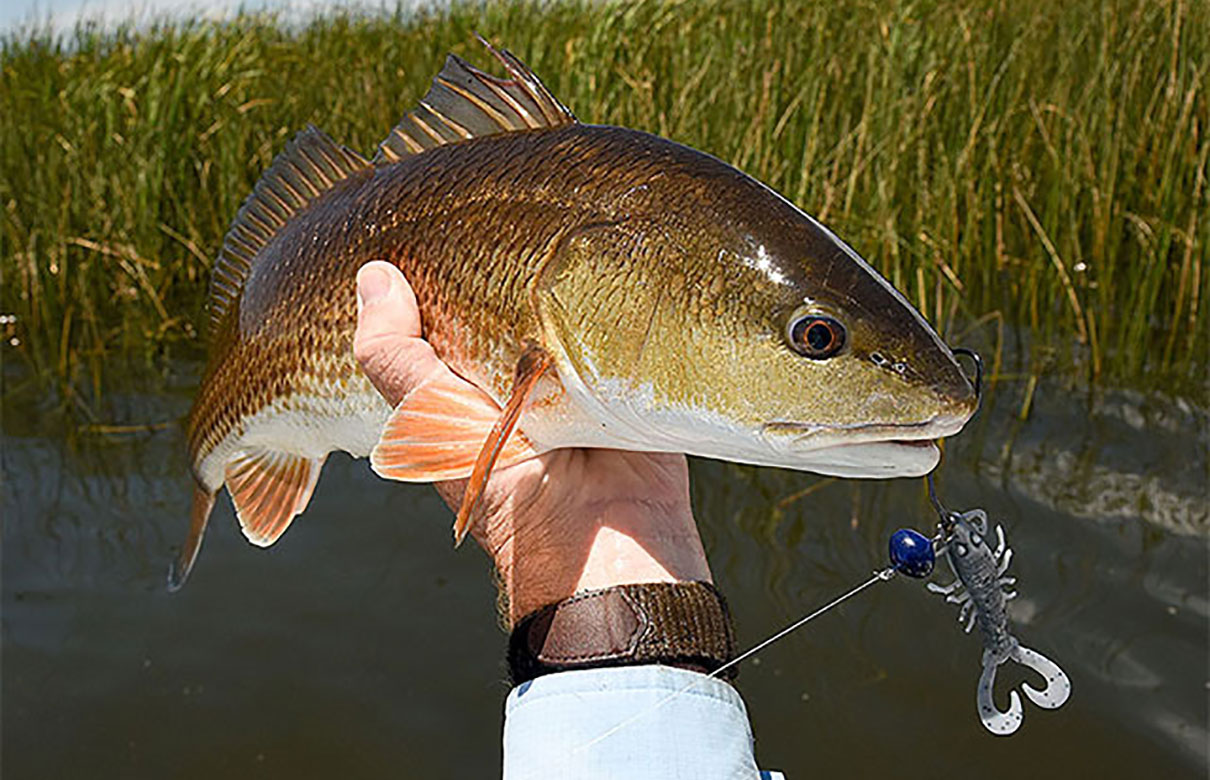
[{"xmin": 952, "ymin": 347, "xmax": 984, "ymax": 401}]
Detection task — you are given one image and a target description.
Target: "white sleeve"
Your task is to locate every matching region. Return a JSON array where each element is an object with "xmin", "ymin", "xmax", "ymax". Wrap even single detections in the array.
[{"xmin": 502, "ymin": 665, "xmax": 785, "ymax": 780}]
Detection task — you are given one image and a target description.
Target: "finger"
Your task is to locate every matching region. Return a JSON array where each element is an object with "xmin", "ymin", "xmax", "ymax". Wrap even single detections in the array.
[{"xmin": 353, "ymin": 261, "xmax": 445, "ymax": 405}]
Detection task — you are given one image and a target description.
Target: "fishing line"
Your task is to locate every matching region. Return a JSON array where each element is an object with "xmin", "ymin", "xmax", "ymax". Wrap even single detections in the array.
[
  {"xmin": 567, "ymin": 567, "xmax": 897, "ymax": 757},
  {"xmin": 547, "ymin": 471, "xmax": 977, "ymax": 768}
]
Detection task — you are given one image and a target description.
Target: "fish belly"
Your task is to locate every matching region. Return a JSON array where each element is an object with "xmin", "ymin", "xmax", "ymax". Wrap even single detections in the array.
[{"xmin": 196, "ymin": 379, "xmax": 391, "ymax": 493}]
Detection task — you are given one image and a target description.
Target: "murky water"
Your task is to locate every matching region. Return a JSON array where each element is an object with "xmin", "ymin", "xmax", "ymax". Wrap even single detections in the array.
[{"xmin": 3, "ymin": 360, "xmax": 1207, "ymax": 778}]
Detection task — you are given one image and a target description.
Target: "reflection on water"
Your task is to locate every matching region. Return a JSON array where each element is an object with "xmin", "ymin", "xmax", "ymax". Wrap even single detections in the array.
[
  {"xmin": 980, "ymin": 389, "xmax": 1207, "ymax": 537},
  {"xmin": 3, "ymin": 363, "xmax": 1207, "ymax": 778}
]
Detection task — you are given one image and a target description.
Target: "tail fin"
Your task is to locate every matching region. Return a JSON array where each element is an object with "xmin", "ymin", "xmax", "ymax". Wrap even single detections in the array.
[{"xmin": 168, "ymin": 482, "xmax": 216, "ymax": 591}]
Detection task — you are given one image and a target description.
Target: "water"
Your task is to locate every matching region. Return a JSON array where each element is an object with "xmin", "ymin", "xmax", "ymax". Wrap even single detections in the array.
[{"xmin": 3, "ymin": 362, "xmax": 1207, "ymax": 778}]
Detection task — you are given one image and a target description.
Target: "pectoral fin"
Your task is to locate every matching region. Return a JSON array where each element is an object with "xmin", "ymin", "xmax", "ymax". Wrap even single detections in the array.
[
  {"xmin": 369, "ymin": 349, "xmax": 554, "ymax": 546},
  {"xmin": 224, "ymin": 448, "xmax": 326, "ymax": 547},
  {"xmin": 452, "ymin": 346, "xmax": 553, "ymax": 546},
  {"xmin": 370, "ymin": 372, "xmax": 541, "ymax": 482}
]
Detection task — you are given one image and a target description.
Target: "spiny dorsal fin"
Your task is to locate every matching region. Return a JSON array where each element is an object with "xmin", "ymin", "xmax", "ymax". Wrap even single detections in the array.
[
  {"xmin": 374, "ymin": 41, "xmax": 577, "ymax": 165},
  {"xmin": 209, "ymin": 125, "xmax": 370, "ymax": 335}
]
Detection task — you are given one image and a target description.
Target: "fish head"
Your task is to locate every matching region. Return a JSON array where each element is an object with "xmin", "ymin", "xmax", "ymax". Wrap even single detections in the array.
[
  {"xmin": 725, "ymin": 212, "xmax": 980, "ymax": 478},
  {"xmin": 538, "ymin": 143, "xmax": 976, "ymax": 478}
]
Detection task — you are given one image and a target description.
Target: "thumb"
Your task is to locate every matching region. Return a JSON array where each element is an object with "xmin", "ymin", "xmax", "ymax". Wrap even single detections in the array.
[
  {"xmin": 356, "ymin": 261, "xmax": 421, "ymax": 337},
  {"xmin": 353, "ymin": 261, "xmax": 445, "ymax": 405}
]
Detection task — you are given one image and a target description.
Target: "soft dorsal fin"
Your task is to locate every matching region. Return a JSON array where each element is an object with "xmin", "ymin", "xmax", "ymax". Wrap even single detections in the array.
[
  {"xmin": 374, "ymin": 40, "xmax": 577, "ymax": 165},
  {"xmin": 208, "ymin": 125, "xmax": 370, "ymax": 335}
]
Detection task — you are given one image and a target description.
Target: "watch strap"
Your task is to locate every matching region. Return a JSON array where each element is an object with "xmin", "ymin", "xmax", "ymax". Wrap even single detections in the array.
[{"xmin": 508, "ymin": 581, "xmax": 737, "ymax": 685}]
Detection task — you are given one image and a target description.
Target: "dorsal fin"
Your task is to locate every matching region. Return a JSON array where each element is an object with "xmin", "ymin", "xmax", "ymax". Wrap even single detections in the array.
[
  {"xmin": 374, "ymin": 40, "xmax": 577, "ymax": 165},
  {"xmin": 208, "ymin": 125, "xmax": 370, "ymax": 335}
]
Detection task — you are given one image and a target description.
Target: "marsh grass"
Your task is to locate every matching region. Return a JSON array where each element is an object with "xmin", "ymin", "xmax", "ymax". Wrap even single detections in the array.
[{"xmin": 2, "ymin": 0, "xmax": 1206, "ymax": 408}]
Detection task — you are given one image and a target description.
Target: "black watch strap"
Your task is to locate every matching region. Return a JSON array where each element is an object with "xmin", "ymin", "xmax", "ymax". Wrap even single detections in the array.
[{"xmin": 507, "ymin": 581, "xmax": 737, "ymax": 685}]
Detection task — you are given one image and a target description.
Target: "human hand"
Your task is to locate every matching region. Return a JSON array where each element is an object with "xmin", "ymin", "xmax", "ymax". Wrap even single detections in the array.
[{"xmin": 353, "ymin": 261, "xmax": 712, "ymax": 625}]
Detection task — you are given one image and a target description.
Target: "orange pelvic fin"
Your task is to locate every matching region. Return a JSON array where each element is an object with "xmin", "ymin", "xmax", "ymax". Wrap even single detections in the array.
[
  {"xmin": 370, "ymin": 371, "xmax": 541, "ymax": 483},
  {"xmin": 452, "ymin": 346, "xmax": 553, "ymax": 547},
  {"xmin": 168, "ymin": 481, "xmax": 217, "ymax": 591},
  {"xmin": 224, "ymin": 448, "xmax": 326, "ymax": 547}
]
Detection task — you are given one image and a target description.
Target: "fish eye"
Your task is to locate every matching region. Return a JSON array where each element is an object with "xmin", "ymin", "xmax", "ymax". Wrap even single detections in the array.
[{"xmin": 787, "ymin": 315, "xmax": 845, "ymax": 359}]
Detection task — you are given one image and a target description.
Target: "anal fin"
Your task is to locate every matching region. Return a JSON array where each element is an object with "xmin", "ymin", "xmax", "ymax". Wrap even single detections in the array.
[{"xmin": 225, "ymin": 448, "xmax": 326, "ymax": 547}]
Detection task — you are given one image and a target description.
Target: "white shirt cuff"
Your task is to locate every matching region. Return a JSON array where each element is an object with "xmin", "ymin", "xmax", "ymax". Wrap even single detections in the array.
[{"xmin": 503, "ymin": 665, "xmax": 782, "ymax": 780}]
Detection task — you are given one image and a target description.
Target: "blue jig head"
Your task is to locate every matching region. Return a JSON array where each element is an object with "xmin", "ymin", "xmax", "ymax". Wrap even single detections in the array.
[{"xmin": 888, "ymin": 528, "xmax": 935, "ymax": 578}]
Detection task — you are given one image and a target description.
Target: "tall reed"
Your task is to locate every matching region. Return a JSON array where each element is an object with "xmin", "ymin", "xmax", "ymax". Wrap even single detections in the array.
[{"xmin": 2, "ymin": 0, "xmax": 1206, "ymax": 405}]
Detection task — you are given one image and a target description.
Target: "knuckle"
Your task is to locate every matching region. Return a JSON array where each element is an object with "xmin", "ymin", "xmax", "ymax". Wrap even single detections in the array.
[
  {"xmin": 353, "ymin": 329, "xmax": 391, "ymax": 368},
  {"xmin": 351, "ymin": 331, "xmax": 374, "ymax": 365}
]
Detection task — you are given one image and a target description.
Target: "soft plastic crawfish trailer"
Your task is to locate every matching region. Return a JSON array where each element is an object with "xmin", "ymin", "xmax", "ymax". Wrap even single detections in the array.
[{"xmin": 889, "ymin": 500, "xmax": 1072, "ymax": 735}]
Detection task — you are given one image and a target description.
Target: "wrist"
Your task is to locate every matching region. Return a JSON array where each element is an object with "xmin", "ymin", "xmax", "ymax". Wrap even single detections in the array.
[
  {"xmin": 496, "ymin": 497, "xmax": 712, "ymax": 624},
  {"xmin": 431, "ymin": 451, "xmax": 709, "ymax": 626}
]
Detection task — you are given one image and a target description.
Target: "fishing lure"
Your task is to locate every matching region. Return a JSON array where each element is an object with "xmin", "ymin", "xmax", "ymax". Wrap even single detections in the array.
[
  {"xmin": 562, "ymin": 500, "xmax": 1070, "ymax": 766},
  {"xmin": 890, "ymin": 505, "xmax": 1072, "ymax": 735}
]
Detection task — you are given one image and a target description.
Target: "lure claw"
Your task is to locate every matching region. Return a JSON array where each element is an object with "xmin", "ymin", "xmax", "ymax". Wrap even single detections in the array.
[
  {"xmin": 977, "ymin": 657, "xmax": 1024, "ymax": 735},
  {"xmin": 928, "ymin": 580, "xmax": 961, "ymax": 596},
  {"xmin": 1014, "ymin": 645, "xmax": 1072, "ymax": 710}
]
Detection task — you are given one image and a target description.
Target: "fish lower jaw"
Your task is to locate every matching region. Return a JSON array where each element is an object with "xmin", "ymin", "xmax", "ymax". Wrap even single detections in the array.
[
  {"xmin": 786, "ymin": 439, "xmax": 941, "ymax": 479},
  {"xmin": 532, "ymin": 358, "xmax": 958, "ymax": 478},
  {"xmin": 759, "ymin": 419, "xmax": 964, "ymax": 477},
  {"xmin": 769, "ymin": 410, "xmax": 971, "ymax": 447},
  {"xmin": 649, "ymin": 437, "xmax": 940, "ymax": 479}
]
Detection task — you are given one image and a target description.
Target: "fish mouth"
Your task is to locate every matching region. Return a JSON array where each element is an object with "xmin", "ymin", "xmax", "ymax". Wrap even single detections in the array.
[
  {"xmin": 760, "ymin": 413, "xmax": 971, "ymax": 478},
  {"xmin": 762, "ymin": 412, "xmax": 970, "ymax": 444}
]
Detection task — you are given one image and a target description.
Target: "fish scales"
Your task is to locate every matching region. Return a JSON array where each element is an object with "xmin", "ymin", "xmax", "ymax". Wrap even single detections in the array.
[
  {"xmin": 189, "ymin": 128, "xmax": 607, "ymax": 469},
  {"xmin": 174, "ymin": 46, "xmax": 977, "ymax": 586},
  {"xmin": 190, "ymin": 124, "xmax": 786, "ymax": 475}
]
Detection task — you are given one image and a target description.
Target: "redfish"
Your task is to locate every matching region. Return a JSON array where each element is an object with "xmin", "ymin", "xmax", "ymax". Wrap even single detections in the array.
[{"xmin": 172, "ymin": 42, "xmax": 976, "ymax": 588}]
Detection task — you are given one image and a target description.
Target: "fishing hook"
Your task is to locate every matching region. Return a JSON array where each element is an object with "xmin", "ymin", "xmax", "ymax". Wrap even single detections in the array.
[
  {"xmin": 926, "ymin": 472, "xmax": 956, "ymax": 539},
  {"xmin": 952, "ymin": 347, "xmax": 984, "ymax": 400}
]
